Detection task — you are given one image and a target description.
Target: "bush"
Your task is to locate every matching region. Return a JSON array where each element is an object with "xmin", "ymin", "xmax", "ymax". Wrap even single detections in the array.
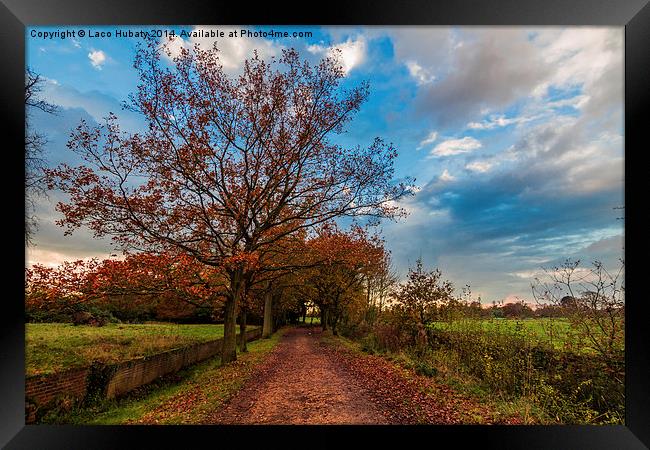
[
  {"xmin": 340, "ymin": 321, "xmax": 372, "ymax": 340},
  {"xmin": 373, "ymin": 323, "xmax": 409, "ymax": 352},
  {"xmin": 26, "ymin": 308, "xmax": 72, "ymax": 323}
]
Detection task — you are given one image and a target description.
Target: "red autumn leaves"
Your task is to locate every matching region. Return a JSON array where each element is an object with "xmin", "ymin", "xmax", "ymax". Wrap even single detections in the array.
[{"xmin": 26, "ymin": 252, "xmax": 225, "ymax": 315}]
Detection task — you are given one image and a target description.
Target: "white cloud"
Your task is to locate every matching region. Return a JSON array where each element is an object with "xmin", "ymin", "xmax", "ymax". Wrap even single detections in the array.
[
  {"xmin": 26, "ymin": 247, "xmax": 112, "ymax": 269},
  {"xmin": 439, "ymin": 169, "xmax": 455, "ymax": 182},
  {"xmin": 333, "ymin": 37, "xmax": 366, "ymax": 74},
  {"xmin": 406, "ymin": 60, "xmax": 435, "ymax": 85},
  {"xmin": 307, "ymin": 36, "xmax": 367, "ymax": 75},
  {"xmin": 465, "ymin": 161, "xmax": 493, "ymax": 173},
  {"xmin": 306, "ymin": 43, "xmax": 327, "ymax": 54},
  {"xmin": 413, "ymin": 28, "xmax": 553, "ymax": 125},
  {"xmin": 416, "ymin": 130, "xmax": 438, "ymax": 150},
  {"xmin": 42, "ymin": 76, "xmax": 59, "ymax": 86},
  {"xmin": 531, "ymin": 28, "xmax": 622, "ymax": 121},
  {"xmin": 430, "ymin": 136, "xmax": 481, "ymax": 157},
  {"xmin": 39, "ymin": 79, "xmax": 145, "ymax": 132},
  {"xmin": 88, "ymin": 49, "xmax": 106, "ymax": 69},
  {"xmin": 373, "ymin": 27, "xmax": 453, "ymax": 78},
  {"xmin": 387, "ymin": 27, "xmax": 621, "ymax": 129},
  {"xmin": 163, "ymin": 28, "xmax": 365, "ymax": 76},
  {"xmin": 547, "ymin": 94, "xmax": 591, "ymax": 110},
  {"xmin": 467, "ymin": 114, "xmax": 538, "ymax": 130},
  {"xmin": 510, "ymin": 266, "xmax": 598, "ymax": 283},
  {"xmin": 533, "ymin": 28, "xmax": 621, "ymax": 94},
  {"xmin": 164, "ymin": 34, "xmax": 190, "ymax": 59},
  {"xmin": 161, "ymin": 27, "xmax": 280, "ymax": 73}
]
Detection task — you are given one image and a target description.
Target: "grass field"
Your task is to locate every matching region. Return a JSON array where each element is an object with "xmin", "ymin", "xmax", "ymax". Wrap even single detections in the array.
[
  {"xmin": 428, "ymin": 318, "xmax": 609, "ymax": 352},
  {"xmin": 299, "ymin": 316, "xmax": 321, "ymax": 325},
  {"xmin": 26, "ymin": 323, "xmax": 256, "ymax": 376}
]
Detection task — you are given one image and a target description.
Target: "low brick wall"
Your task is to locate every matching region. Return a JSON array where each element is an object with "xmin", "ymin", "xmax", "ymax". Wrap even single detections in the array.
[
  {"xmin": 106, "ymin": 327, "xmax": 262, "ymax": 398},
  {"xmin": 26, "ymin": 367, "xmax": 90, "ymax": 409},
  {"xmin": 26, "ymin": 327, "xmax": 262, "ymax": 423}
]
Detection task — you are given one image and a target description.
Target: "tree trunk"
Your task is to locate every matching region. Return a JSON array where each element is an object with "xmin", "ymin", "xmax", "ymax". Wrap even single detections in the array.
[
  {"xmin": 239, "ymin": 308, "xmax": 248, "ymax": 352},
  {"xmin": 332, "ymin": 313, "xmax": 339, "ymax": 336},
  {"xmin": 416, "ymin": 321, "xmax": 428, "ymax": 349},
  {"xmin": 262, "ymin": 290, "xmax": 273, "ymax": 338},
  {"xmin": 321, "ymin": 307, "xmax": 328, "ymax": 331},
  {"xmin": 221, "ymin": 268, "xmax": 242, "ymax": 364},
  {"xmin": 366, "ymin": 276, "xmax": 372, "ymax": 324}
]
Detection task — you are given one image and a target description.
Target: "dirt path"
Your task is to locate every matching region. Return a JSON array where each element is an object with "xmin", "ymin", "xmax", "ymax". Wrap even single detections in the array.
[{"xmin": 209, "ymin": 327, "xmax": 390, "ymax": 424}]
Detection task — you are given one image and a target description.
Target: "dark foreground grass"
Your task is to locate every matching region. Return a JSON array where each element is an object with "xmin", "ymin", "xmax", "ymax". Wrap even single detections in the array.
[
  {"xmin": 26, "ymin": 323, "xmax": 257, "ymax": 376},
  {"xmin": 41, "ymin": 329, "xmax": 284, "ymax": 425}
]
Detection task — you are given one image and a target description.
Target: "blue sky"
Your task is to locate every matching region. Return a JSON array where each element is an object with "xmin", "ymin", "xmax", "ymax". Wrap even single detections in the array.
[{"xmin": 26, "ymin": 25, "xmax": 624, "ymax": 304}]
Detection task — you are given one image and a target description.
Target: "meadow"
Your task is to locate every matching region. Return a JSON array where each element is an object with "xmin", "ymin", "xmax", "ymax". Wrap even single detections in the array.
[
  {"xmin": 26, "ymin": 323, "xmax": 256, "ymax": 376},
  {"xmin": 429, "ymin": 318, "xmax": 590, "ymax": 352}
]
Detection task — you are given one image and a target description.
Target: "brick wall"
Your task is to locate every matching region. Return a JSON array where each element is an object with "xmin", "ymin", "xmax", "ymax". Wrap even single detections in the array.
[
  {"xmin": 26, "ymin": 367, "xmax": 90, "ymax": 407},
  {"xmin": 106, "ymin": 327, "xmax": 262, "ymax": 398},
  {"xmin": 25, "ymin": 327, "xmax": 262, "ymax": 423}
]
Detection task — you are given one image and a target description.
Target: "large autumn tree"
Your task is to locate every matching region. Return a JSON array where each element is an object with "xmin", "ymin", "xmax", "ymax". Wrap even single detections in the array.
[{"xmin": 46, "ymin": 39, "xmax": 412, "ymax": 363}]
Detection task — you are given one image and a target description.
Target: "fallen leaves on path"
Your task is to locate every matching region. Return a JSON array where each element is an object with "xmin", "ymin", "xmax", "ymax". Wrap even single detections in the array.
[{"xmin": 208, "ymin": 327, "xmax": 389, "ymax": 424}]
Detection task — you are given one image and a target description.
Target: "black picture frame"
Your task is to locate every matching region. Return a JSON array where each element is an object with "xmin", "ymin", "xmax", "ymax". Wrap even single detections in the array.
[{"xmin": 1, "ymin": 1, "xmax": 648, "ymax": 448}]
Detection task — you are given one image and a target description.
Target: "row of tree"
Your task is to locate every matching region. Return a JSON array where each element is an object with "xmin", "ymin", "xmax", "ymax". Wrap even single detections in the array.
[{"xmin": 25, "ymin": 223, "xmax": 393, "ymax": 344}]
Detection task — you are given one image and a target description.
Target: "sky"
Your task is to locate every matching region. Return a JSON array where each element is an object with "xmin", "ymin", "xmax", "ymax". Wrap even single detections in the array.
[{"xmin": 25, "ymin": 25, "xmax": 624, "ymax": 305}]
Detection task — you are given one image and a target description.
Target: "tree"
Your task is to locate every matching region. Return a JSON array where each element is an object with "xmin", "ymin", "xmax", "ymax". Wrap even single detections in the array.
[
  {"xmin": 560, "ymin": 295, "xmax": 577, "ymax": 309},
  {"xmin": 46, "ymin": 40, "xmax": 412, "ymax": 363},
  {"xmin": 531, "ymin": 258, "xmax": 625, "ymax": 372},
  {"xmin": 370, "ymin": 253, "xmax": 398, "ymax": 316},
  {"xmin": 25, "ymin": 251, "xmax": 227, "ymax": 322},
  {"xmin": 391, "ymin": 259, "xmax": 454, "ymax": 347},
  {"xmin": 25, "ymin": 68, "xmax": 58, "ymax": 245},
  {"xmin": 499, "ymin": 298, "xmax": 534, "ymax": 318}
]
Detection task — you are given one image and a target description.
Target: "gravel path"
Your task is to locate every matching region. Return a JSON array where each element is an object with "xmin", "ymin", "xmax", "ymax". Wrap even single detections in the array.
[{"xmin": 210, "ymin": 327, "xmax": 390, "ymax": 424}]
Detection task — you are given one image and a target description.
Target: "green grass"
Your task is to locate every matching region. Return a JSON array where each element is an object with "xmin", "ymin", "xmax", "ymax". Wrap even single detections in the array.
[
  {"xmin": 299, "ymin": 316, "xmax": 321, "ymax": 325},
  {"xmin": 45, "ymin": 330, "xmax": 285, "ymax": 425},
  {"xmin": 26, "ymin": 323, "xmax": 257, "ymax": 376},
  {"xmin": 429, "ymin": 318, "xmax": 586, "ymax": 351}
]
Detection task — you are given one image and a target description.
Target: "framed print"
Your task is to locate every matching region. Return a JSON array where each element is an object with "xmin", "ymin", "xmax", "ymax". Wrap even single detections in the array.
[{"xmin": 1, "ymin": 0, "xmax": 649, "ymax": 448}]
